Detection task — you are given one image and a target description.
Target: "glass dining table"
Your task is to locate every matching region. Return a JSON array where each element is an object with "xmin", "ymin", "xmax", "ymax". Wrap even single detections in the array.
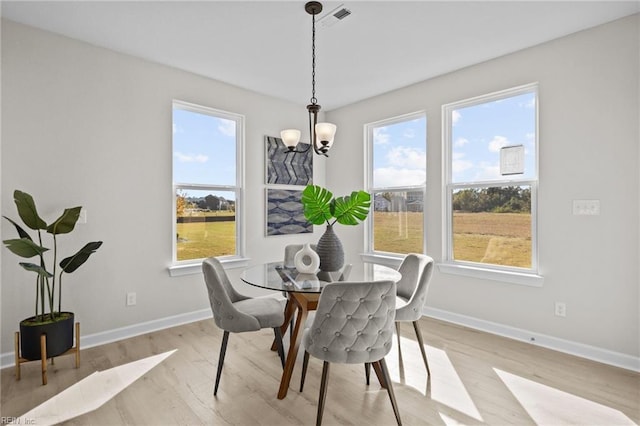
[{"xmin": 241, "ymin": 261, "xmax": 402, "ymax": 399}]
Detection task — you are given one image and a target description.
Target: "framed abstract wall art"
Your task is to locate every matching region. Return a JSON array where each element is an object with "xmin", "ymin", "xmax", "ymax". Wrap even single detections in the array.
[
  {"xmin": 266, "ymin": 188, "xmax": 312, "ymax": 236},
  {"xmin": 265, "ymin": 135, "xmax": 313, "ymax": 185}
]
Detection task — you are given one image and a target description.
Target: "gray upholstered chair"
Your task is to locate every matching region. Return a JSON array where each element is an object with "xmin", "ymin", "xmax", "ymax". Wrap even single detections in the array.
[
  {"xmin": 300, "ymin": 280, "xmax": 401, "ymax": 425},
  {"xmin": 365, "ymin": 254, "xmax": 434, "ymax": 383},
  {"xmin": 394, "ymin": 253, "xmax": 435, "ymax": 376},
  {"xmin": 202, "ymin": 257, "xmax": 286, "ymax": 395}
]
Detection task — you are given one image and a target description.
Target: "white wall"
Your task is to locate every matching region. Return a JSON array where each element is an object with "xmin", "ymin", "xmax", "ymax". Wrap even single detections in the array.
[
  {"xmin": 2, "ymin": 15, "xmax": 638, "ymax": 366},
  {"xmin": 0, "ymin": 20, "xmax": 326, "ymax": 357},
  {"xmin": 326, "ymin": 15, "xmax": 640, "ymax": 359}
]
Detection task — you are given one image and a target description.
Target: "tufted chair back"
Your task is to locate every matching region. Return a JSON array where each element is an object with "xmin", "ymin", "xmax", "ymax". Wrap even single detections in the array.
[
  {"xmin": 395, "ymin": 254, "xmax": 435, "ymax": 322},
  {"xmin": 303, "ymin": 280, "xmax": 396, "ymax": 364},
  {"xmin": 203, "ymin": 257, "xmax": 261, "ymax": 333}
]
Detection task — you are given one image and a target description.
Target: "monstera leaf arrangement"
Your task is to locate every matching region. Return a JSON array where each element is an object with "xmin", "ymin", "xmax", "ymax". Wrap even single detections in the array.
[
  {"xmin": 3, "ymin": 190, "xmax": 102, "ymax": 324},
  {"xmin": 301, "ymin": 185, "xmax": 371, "ymax": 226}
]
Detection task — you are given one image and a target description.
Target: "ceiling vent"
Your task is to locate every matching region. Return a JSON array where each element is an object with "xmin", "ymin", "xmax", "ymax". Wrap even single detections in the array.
[{"xmin": 318, "ymin": 4, "xmax": 351, "ymax": 28}]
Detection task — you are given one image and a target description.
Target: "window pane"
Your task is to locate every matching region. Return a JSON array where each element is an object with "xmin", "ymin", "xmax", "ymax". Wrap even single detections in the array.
[
  {"xmin": 451, "ymin": 92, "xmax": 535, "ymax": 183},
  {"xmin": 173, "ymin": 108, "xmax": 236, "ymax": 186},
  {"xmin": 373, "ymin": 117, "xmax": 426, "ymax": 188},
  {"xmin": 373, "ymin": 190, "xmax": 424, "ymax": 254},
  {"xmin": 176, "ymin": 189, "xmax": 236, "ymax": 261},
  {"xmin": 452, "ymin": 186, "xmax": 531, "ymax": 268}
]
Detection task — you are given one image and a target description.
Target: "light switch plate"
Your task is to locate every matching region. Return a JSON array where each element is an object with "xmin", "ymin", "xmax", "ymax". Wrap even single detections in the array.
[{"xmin": 573, "ymin": 200, "xmax": 600, "ymax": 215}]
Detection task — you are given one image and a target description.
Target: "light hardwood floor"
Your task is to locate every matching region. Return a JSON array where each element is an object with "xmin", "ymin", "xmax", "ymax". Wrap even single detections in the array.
[{"xmin": 1, "ymin": 317, "xmax": 638, "ymax": 425}]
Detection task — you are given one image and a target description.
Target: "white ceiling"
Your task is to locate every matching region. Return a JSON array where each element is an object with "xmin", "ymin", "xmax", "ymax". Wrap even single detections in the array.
[{"xmin": 2, "ymin": 1, "xmax": 638, "ymax": 110}]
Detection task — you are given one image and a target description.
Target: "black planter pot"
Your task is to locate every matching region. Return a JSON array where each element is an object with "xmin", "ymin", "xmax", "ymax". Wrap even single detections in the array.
[{"xmin": 19, "ymin": 312, "xmax": 74, "ymax": 361}]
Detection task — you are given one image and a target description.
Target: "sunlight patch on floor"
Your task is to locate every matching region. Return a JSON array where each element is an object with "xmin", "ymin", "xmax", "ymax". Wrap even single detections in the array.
[
  {"xmin": 495, "ymin": 368, "xmax": 636, "ymax": 425},
  {"xmin": 18, "ymin": 350, "xmax": 177, "ymax": 426}
]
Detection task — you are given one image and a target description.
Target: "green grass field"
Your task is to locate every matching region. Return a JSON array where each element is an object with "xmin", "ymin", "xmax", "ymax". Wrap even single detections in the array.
[
  {"xmin": 374, "ymin": 211, "xmax": 531, "ymax": 268},
  {"xmin": 176, "ymin": 212, "xmax": 236, "ymax": 260},
  {"xmin": 177, "ymin": 211, "xmax": 531, "ymax": 268}
]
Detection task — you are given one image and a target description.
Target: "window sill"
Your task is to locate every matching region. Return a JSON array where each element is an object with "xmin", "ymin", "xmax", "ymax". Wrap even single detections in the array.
[
  {"xmin": 437, "ymin": 263, "xmax": 544, "ymax": 287},
  {"xmin": 168, "ymin": 257, "xmax": 250, "ymax": 277},
  {"xmin": 359, "ymin": 253, "xmax": 403, "ymax": 269}
]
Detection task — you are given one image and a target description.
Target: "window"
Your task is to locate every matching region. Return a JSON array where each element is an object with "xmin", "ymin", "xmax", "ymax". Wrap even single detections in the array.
[
  {"xmin": 365, "ymin": 112, "xmax": 427, "ymax": 256},
  {"xmin": 443, "ymin": 84, "xmax": 539, "ymax": 280},
  {"xmin": 172, "ymin": 101, "xmax": 244, "ymax": 269}
]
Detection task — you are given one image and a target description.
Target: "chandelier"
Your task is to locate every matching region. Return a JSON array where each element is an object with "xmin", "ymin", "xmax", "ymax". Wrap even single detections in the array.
[{"xmin": 281, "ymin": 1, "xmax": 337, "ymax": 157}]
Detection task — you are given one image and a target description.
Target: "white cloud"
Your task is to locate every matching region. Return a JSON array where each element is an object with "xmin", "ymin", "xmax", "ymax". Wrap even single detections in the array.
[
  {"xmin": 525, "ymin": 132, "xmax": 535, "ymax": 140},
  {"xmin": 403, "ymin": 128, "xmax": 416, "ymax": 139},
  {"xmin": 373, "ymin": 127, "xmax": 390, "ymax": 145},
  {"xmin": 523, "ymin": 97, "xmax": 536, "ymax": 109},
  {"xmin": 173, "ymin": 123, "xmax": 183, "ymax": 135},
  {"xmin": 473, "ymin": 162, "xmax": 501, "ymax": 180},
  {"xmin": 387, "ymin": 146, "xmax": 426, "ymax": 169},
  {"xmin": 488, "ymin": 135, "xmax": 510, "ymax": 152},
  {"xmin": 373, "ymin": 167, "xmax": 426, "ymax": 187},
  {"xmin": 174, "ymin": 152, "xmax": 208, "ymax": 163},
  {"xmin": 217, "ymin": 119, "xmax": 235, "ymax": 137},
  {"xmin": 452, "ymin": 152, "xmax": 474, "ymax": 175},
  {"xmin": 454, "ymin": 137, "xmax": 469, "ymax": 147}
]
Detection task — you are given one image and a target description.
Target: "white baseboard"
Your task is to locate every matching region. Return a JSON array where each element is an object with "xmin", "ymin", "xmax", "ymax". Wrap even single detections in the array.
[
  {"xmin": 0, "ymin": 309, "xmax": 212, "ymax": 369},
  {"xmin": 423, "ymin": 306, "xmax": 640, "ymax": 373},
  {"xmin": 3, "ymin": 306, "xmax": 637, "ymax": 373}
]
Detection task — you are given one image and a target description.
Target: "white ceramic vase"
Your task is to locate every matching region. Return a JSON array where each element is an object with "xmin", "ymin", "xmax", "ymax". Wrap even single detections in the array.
[{"xmin": 294, "ymin": 243, "xmax": 320, "ymax": 274}]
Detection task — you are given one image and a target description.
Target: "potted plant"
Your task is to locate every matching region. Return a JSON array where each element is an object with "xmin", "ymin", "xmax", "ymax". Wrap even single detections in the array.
[
  {"xmin": 3, "ymin": 190, "xmax": 102, "ymax": 361},
  {"xmin": 301, "ymin": 184, "xmax": 371, "ymax": 271}
]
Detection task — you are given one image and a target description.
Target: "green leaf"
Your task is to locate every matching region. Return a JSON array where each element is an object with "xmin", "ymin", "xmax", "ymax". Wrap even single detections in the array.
[
  {"xmin": 333, "ymin": 191, "xmax": 371, "ymax": 226},
  {"xmin": 13, "ymin": 190, "xmax": 47, "ymax": 231},
  {"xmin": 47, "ymin": 206, "xmax": 81, "ymax": 235},
  {"xmin": 59, "ymin": 241, "xmax": 103, "ymax": 273},
  {"xmin": 3, "ymin": 238, "xmax": 49, "ymax": 258},
  {"xmin": 19, "ymin": 262, "xmax": 53, "ymax": 278},
  {"xmin": 3, "ymin": 216, "xmax": 33, "ymax": 241},
  {"xmin": 301, "ymin": 185, "xmax": 333, "ymax": 225}
]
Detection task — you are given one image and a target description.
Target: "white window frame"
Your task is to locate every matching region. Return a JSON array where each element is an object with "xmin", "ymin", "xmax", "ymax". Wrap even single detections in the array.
[
  {"xmin": 169, "ymin": 100, "xmax": 247, "ymax": 277},
  {"xmin": 362, "ymin": 111, "xmax": 427, "ymax": 267},
  {"xmin": 441, "ymin": 83, "xmax": 543, "ymax": 286}
]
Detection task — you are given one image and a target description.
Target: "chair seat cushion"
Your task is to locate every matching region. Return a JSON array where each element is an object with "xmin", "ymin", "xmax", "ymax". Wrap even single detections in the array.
[{"xmin": 233, "ymin": 297, "xmax": 285, "ymax": 329}]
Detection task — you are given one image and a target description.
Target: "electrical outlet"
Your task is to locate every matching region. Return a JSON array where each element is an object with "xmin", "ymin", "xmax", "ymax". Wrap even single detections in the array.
[
  {"xmin": 555, "ymin": 302, "xmax": 566, "ymax": 317},
  {"xmin": 573, "ymin": 200, "xmax": 600, "ymax": 215},
  {"xmin": 126, "ymin": 292, "xmax": 137, "ymax": 306}
]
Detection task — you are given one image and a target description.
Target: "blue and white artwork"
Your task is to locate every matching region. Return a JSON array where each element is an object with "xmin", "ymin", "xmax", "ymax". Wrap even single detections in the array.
[
  {"xmin": 266, "ymin": 189, "xmax": 312, "ymax": 236},
  {"xmin": 266, "ymin": 136, "xmax": 313, "ymax": 185}
]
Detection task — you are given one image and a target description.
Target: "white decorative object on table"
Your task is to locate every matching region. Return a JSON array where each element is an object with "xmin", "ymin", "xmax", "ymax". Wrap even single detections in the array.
[{"xmin": 294, "ymin": 243, "xmax": 320, "ymax": 274}]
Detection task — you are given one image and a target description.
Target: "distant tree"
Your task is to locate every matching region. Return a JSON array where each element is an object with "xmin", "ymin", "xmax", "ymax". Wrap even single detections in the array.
[
  {"xmin": 204, "ymin": 194, "xmax": 220, "ymax": 210},
  {"xmin": 176, "ymin": 190, "xmax": 187, "ymax": 217}
]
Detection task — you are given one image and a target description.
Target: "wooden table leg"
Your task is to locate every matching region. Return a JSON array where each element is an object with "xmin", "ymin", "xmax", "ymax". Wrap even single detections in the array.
[
  {"xmin": 272, "ymin": 297, "xmax": 297, "ymax": 351},
  {"xmin": 277, "ymin": 293, "xmax": 313, "ymax": 399}
]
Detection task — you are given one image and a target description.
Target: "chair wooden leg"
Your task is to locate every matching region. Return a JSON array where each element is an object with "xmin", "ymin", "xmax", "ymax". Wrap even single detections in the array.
[
  {"xmin": 412, "ymin": 320, "xmax": 430, "ymax": 377},
  {"xmin": 364, "ymin": 362, "xmax": 371, "ymax": 385},
  {"xmin": 316, "ymin": 361, "xmax": 330, "ymax": 426},
  {"xmin": 378, "ymin": 358, "xmax": 402, "ymax": 425},
  {"xmin": 273, "ymin": 327, "xmax": 285, "ymax": 368},
  {"xmin": 214, "ymin": 331, "xmax": 229, "ymax": 396},
  {"xmin": 300, "ymin": 351, "xmax": 310, "ymax": 391}
]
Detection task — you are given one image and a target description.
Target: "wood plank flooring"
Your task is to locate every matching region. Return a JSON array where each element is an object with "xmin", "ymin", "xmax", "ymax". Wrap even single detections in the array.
[{"xmin": 1, "ymin": 317, "xmax": 638, "ymax": 425}]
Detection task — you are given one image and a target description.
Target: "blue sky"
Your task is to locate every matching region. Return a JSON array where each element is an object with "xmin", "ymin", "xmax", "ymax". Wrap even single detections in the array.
[
  {"xmin": 451, "ymin": 92, "xmax": 536, "ymax": 183},
  {"xmin": 371, "ymin": 91, "xmax": 535, "ymax": 188},
  {"xmin": 373, "ymin": 116, "xmax": 427, "ymax": 188},
  {"xmin": 173, "ymin": 108, "xmax": 236, "ymax": 187}
]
